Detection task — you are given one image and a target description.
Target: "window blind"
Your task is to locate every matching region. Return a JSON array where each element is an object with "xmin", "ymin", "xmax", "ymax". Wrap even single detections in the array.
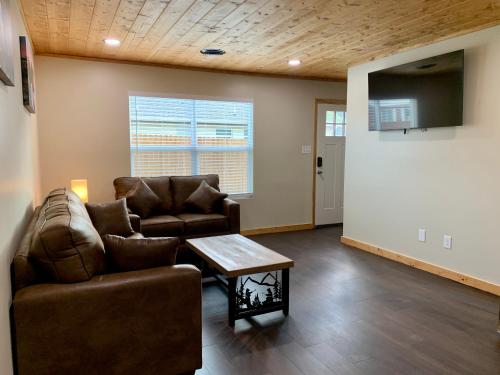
[{"xmin": 129, "ymin": 96, "xmax": 254, "ymax": 195}]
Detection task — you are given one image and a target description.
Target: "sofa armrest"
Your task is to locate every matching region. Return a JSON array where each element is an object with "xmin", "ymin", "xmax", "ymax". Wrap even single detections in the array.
[
  {"xmin": 223, "ymin": 198, "xmax": 240, "ymax": 234},
  {"xmin": 12, "ymin": 265, "xmax": 202, "ymax": 375},
  {"xmin": 128, "ymin": 213, "xmax": 141, "ymax": 233}
]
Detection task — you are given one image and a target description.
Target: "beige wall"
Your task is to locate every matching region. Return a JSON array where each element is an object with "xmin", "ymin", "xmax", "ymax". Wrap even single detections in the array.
[
  {"xmin": 35, "ymin": 56, "xmax": 346, "ymax": 230},
  {"xmin": 0, "ymin": 0, "xmax": 39, "ymax": 373},
  {"xmin": 344, "ymin": 26, "xmax": 500, "ymax": 285}
]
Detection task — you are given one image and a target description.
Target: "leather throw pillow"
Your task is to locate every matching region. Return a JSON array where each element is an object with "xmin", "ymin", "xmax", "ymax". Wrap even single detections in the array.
[
  {"xmin": 185, "ymin": 180, "xmax": 228, "ymax": 214},
  {"xmin": 102, "ymin": 235, "xmax": 179, "ymax": 272},
  {"xmin": 126, "ymin": 178, "xmax": 161, "ymax": 218},
  {"xmin": 86, "ymin": 198, "xmax": 134, "ymax": 237}
]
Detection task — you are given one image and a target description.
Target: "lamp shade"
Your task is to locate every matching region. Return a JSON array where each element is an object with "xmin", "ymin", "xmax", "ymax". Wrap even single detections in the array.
[{"xmin": 71, "ymin": 179, "xmax": 88, "ymax": 203}]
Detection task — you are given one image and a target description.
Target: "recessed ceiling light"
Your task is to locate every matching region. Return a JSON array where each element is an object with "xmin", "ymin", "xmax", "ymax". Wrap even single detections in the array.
[
  {"xmin": 288, "ymin": 59, "xmax": 301, "ymax": 66},
  {"xmin": 104, "ymin": 38, "xmax": 121, "ymax": 47},
  {"xmin": 200, "ymin": 48, "xmax": 226, "ymax": 56}
]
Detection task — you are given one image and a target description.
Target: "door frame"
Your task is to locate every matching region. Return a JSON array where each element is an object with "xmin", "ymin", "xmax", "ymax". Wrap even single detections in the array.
[{"xmin": 312, "ymin": 98, "xmax": 347, "ymax": 227}]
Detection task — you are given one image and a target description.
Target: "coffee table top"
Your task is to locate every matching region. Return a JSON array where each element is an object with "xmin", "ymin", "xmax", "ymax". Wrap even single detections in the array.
[{"xmin": 186, "ymin": 234, "xmax": 294, "ymax": 277}]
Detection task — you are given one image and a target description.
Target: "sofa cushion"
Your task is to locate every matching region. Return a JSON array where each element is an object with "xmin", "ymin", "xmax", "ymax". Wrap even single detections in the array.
[
  {"xmin": 141, "ymin": 215, "xmax": 184, "ymax": 237},
  {"xmin": 170, "ymin": 175, "xmax": 220, "ymax": 213},
  {"xmin": 86, "ymin": 198, "xmax": 134, "ymax": 237},
  {"xmin": 185, "ymin": 180, "xmax": 228, "ymax": 214},
  {"xmin": 12, "ymin": 207, "xmax": 44, "ymax": 291},
  {"xmin": 30, "ymin": 188, "xmax": 106, "ymax": 283},
  {"xmin": 102, "ymin": 235, "xmax": 179, "ymax": 272},
  {"xmin": 176, "ymin": 213, "xmax": 229, "ymax": 235},
  {"xmin": 114, "ymin": 176, "xmax": 173, "ymax": 214}
]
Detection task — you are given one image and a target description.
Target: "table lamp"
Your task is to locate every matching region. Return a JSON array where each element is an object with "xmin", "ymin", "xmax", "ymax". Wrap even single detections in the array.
[{"xmin": 71, "ymin": 179, "xmax": 88, "ymax": 203}]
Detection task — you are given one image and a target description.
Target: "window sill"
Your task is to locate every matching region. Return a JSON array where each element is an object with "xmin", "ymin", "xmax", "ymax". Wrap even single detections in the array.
[{"xmin": 229, "ymin": 193, "xmax": 254, "ymax": 200}]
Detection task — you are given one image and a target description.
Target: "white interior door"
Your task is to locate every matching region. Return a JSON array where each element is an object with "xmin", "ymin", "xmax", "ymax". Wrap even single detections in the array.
[{"xmin": 315, "ymin": 103, "xmax": 346, "ymax": 225}]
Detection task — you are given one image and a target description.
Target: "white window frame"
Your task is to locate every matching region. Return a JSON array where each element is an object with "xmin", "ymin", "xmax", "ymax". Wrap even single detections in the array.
[
  {"xmin": 325, "ymin": 110, "xmax": 347, "ymax": 137},
  {"xmin": 128, "ymin": 93, "xmax": 254, "ymax": 198}
]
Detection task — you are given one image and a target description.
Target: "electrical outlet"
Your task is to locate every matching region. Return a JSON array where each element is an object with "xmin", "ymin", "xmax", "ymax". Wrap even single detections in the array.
[
  {"xmin": 418, "ymin": 229, "xmax": 426, "ymax": 242},
  {"xmin": 443, "ymin": 234, "xmax": 452, "ymax": 249}
]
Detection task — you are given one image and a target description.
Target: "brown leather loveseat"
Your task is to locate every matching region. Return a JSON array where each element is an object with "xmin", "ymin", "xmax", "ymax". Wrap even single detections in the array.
[
  {"xmin": 10, "ymin": 188, "xmax": 202, "ymax": 375},
  {"xmin": 114, "ymin": 174, "xmax": 240, "ymax": 261}
]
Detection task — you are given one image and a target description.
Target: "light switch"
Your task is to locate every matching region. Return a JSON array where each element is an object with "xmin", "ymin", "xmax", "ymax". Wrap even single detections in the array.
[{"xmin": 301, "ymin": 145, "xmax": 312, "ymax": 154}]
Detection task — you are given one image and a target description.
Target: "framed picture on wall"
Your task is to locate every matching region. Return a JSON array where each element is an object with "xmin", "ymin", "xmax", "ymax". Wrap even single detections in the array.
[
  {"xmin": 0, "ymin": 0, "xmax": 14, "ymax": 86},
  {"xmin": 19, "ymin": 36, "xmax": 35, "ymax": 113}
]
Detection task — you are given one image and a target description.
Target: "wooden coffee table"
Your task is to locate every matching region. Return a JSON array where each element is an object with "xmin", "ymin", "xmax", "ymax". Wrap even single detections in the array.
[{"xmin": 186, "ymin": 234, "xmax": 294, "ymax": 327}]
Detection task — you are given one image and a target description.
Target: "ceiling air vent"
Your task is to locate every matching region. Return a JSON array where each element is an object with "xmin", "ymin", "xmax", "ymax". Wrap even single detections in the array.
[{"xmin": 200, "ymin": 48, "xmax": 226, "ymax": 56}]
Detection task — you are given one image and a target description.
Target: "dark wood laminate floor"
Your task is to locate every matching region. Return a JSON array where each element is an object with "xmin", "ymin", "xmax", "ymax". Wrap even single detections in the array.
[{"xmin": 197, "ymin": 226, "xmax": 500, "ymax": 375}]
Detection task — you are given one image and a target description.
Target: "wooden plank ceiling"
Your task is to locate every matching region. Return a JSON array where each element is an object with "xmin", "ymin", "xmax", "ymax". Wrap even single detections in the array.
[{"xmin": 19, "ymin": 0, "xmax": 500, "ymax": 80}]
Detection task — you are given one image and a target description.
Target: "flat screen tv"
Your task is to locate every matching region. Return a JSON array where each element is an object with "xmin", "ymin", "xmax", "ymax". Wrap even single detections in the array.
[{"xmin": 368, "ymin": 50, "xmax": 464, "ymax": 131}]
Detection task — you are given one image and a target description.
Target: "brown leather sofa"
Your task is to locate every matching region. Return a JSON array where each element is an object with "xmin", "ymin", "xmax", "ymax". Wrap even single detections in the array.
[
  {"xmin": 10, "ymin": 188, "xmax": 202, "ymax": 375},
  {"xmin": 114, "ymin": 174, "xmax": 240, "ymax": 262}
]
